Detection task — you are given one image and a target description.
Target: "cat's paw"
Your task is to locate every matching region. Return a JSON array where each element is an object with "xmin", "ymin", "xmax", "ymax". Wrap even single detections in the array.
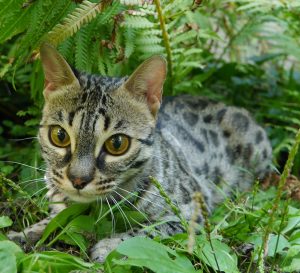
[
  {"xmin": 90, "ymin": 237, "xmax": 123, "ymax": 263},
  {"xmin": 7, "ymin": 230, "xmax": 27, "ymax": 245},
  {"xmin": 7, "ymin": 222, "xmax": 47, "ymax": 246}
]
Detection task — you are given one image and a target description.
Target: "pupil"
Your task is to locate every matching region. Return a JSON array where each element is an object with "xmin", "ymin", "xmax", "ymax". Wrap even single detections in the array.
[
  {"xmin": 113, "ymin": 136, "xmax": 122, "ymax": 150},
  {"xmin": 57, "ymin": 129, "xmax": 66, "ymax": 142}
]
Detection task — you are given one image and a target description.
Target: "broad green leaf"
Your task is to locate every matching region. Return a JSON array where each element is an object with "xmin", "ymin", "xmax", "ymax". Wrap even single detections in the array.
[
  {"xmin": 282, "ymin": 214, "xmax": 300, "ymax": 234},
  {"xmin": 58, "ymin": 233, "xmax": 87, "ymax": 252},
  {"xmin": 268, "ymin": 234, "xmax": 290, "ymax": 257},
  {"xmin": 289, "ymin": 229, "xmax": 300, "ymax": 244},
  {"xmin": 0, "ymin": 240, "xmax": 23, "ymax": 273},
  {"xmin": 20, "ymin": 251, "xmax": 101, "ymax": 273},
  {"xmin": 281, "ymin": 245, "xmax": 300, "ymax": 272},
  {"xmin": 195, "ymin": 235, "xmax": 239, "ymax": 273},
  {"xmin": 247, "ymin": 233, "xmax": 290, "ymax": 258},
  {"xmin": 0, "ymin": 216, "xmax": 12, "ymax": 229},
  {"xmin": 37, "ymin": 203, "xmax": 90, "ymax": 246},
  {"xmin": 115, "ymin": 237, "xmax": 196, "ymax": 273}
]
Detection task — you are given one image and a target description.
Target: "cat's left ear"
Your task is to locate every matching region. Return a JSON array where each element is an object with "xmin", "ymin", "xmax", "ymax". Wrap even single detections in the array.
[
  {"xmin": 40, "ymin": 43, "xmax": 80, "ymax": 98},
  {"xmin": 124, "ymin": 56, "xmax": 167, "ymax": 116}
]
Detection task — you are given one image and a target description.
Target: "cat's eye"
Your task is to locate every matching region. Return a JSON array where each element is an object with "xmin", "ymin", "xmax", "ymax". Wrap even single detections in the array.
[
  {"xmin": 104, "ymin": 134, "xmax": 130, "ymax": 156},
  {"xmin": 49, "ymin": 126, "xmax": 71, "ymax": 147}
]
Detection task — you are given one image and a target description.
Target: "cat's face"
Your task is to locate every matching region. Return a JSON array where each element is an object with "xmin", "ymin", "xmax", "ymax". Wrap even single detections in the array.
[{"xmin": 38, "ymin": 44, "xmax": 166, "ymax": 203}]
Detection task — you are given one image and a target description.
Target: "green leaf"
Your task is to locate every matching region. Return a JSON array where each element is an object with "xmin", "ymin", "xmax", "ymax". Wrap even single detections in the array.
[
  {"xmin": 282, "ymin": 214, "xmax": 300, "ymax": 234},
  {"xmin": 281, "ymin": 245, "xmax": 300, "ymax": 272},
  {"xmin": 37, "ymin": 203, "xmax": 90, "ymax": 246},
  {"xmin": 0, "ymin": 216, "xmax": 12, "ymax": 229},
  {"xmin": 247, "ymin": 233, "xmax": 290, "ymax": 258},
  {"xmin": 20, "ymin": 251, "xmax": 101, "ymax": 273},
  {"xmin": 0, "ymin": 0, "xmax": 33, "ymax": 43},
  {"xmin": 114, "ymin": 237, "xmax": 196, "ymax": 273},
  {"xmin": 195, "ymin": 235, "xmax": 239, "ymax": 273},
  {"xmin": 0, "ymin": 240, "xmax": 23, "ymax": 273},
  {"xmin": 59, "ymin": 233, "xmax": 87, "ymax": 251}
]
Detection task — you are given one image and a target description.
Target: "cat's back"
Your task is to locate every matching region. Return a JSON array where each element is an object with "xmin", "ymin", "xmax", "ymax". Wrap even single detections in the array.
[{"xmin": 157, "ymin": 95, "xmax": 272, "ymax": 187}]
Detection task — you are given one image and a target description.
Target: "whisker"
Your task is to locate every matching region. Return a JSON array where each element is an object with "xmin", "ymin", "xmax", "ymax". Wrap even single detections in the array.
[
  {"xmin": 96, "ymin": 197, "xmax": 103, "ymax": 223},
  {"xmin": 116, "ymin": 186, "xmax": 164, "ymax": 209},
  {"xmin": 1, "ymin": 161, "xmax": 46, "ymax": 172},
  {"xmin": 30, "ymin": 185, "xmax": 48, "ymax": 198},
  {"xmin": 106, "ymin": 197, "xmax": 115, "ymax": 235},
  {"xmin": 18, "ymin": 178, "xmax": 45, "ymax": 186},
  {"xmin": 111, "ymin": 196, "xmax": 134, "ymax": 233},
  {"xmin": 136, "ymin": 187, "xmax": 163, "ymax": 199},
  {"xmin": 9, "ymin": 137, "xmax": 38, "ymax": 142},
  {"xmin": 112, "ymin": 190, "xmax": 152, "ymax": 225},
  {"xmin": 39, "ymin": 185, "xmax": 55, "ymax": 208},
  {"xmin": 18, "ymin": 181, "xmax": 44, "ymax": 191}
]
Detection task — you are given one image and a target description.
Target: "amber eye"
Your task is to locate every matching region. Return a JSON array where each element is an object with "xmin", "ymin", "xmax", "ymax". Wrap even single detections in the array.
[
  {"xmin": 49, "ymin": 126, "xmax": 71, "ymax": 147},
  {"xmin": 104, "ymin": 134, "xmax": 130, "ymax": 156}
]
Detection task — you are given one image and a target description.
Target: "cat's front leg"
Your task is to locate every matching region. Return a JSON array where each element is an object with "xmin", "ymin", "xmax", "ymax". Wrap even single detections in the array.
[
  {"xmin": 90, "ymin": 231, "xmax": 139, "ymax": 263},
  {"xmin": 7, "ymin": 215, "xmax": 54, "ymax": 245},
  {"xmin": 91, "ymin": 221, "xmax": 184, "ymax": 263}
]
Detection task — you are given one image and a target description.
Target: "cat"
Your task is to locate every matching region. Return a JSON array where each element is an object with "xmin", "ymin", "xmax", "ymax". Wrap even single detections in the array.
[{"xmin": 8, "ymin": 43, "xmax": 272, "ymax": 262}]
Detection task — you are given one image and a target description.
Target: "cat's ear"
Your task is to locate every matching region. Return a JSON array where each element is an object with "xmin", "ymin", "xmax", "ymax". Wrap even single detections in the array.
[
  {"xmin": 40, "ymin": 43, "xmax": 79, "ymax": 97},
  {"xmin": 124, "ymin": 56, "xmax": 167, "ymax": 116}
]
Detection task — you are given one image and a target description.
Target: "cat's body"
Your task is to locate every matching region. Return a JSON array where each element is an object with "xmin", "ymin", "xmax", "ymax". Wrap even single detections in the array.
[{"xmin": 8, "ymin": 44, "xmax": 272, "ymax": 262}]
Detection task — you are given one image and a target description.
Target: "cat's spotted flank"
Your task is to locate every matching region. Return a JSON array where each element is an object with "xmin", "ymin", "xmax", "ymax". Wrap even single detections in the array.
[{"xmin": 8, "ymin": 43, "xmax": 272, "ymax": 262}]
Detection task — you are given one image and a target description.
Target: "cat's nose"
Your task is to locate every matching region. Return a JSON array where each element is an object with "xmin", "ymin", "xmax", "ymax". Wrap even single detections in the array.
[{"xmin": 67, "ymin": 174, "xmax": 93, "ymax": 190}]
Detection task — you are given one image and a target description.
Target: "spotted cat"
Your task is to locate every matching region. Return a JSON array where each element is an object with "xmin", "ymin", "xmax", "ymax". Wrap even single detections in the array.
[{"xmin": 8, "ymin": 43, "xmax": 272, "ymax": 262}]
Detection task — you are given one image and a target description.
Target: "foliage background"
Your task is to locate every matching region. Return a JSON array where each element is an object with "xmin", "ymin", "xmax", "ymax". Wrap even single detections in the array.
[{"xmin": 1, "ymin": 0, "xmax": 300, "ymax": 272}]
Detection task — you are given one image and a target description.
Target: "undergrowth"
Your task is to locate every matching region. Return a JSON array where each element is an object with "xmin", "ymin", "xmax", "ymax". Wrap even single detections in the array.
[{"xmin": 1, "ymin": 0, "xmax": 300, "ymax": 272}]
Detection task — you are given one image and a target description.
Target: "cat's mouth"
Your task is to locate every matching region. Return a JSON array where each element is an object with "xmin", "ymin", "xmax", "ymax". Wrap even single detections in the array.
[{"xmin": 55, "ymin": 179, "xmax": 117, "ymax": 203}]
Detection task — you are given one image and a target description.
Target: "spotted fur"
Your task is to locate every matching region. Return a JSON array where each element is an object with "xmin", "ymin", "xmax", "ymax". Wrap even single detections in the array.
[{"xmin": 8, "ymin": 44, "xmax": 272, "ymax": 262}]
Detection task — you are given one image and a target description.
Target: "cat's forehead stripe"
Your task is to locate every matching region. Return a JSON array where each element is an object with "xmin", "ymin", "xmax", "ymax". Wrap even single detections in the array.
[{"xmin": 77, "ymin": 71, "xmax": 127, "ymax": 93}]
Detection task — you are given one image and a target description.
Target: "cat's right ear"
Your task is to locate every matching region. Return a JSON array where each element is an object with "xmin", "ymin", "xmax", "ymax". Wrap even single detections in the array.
[
  {"xmin": 124, "ymin": 55, "xmax": 167, "ymax": 117},
  {"xmin": 40, "ymin": 43, "xmax": 79, "ymax": 98}
]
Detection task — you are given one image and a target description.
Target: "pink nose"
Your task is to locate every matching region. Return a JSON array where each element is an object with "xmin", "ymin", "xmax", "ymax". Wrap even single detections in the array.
[
  {"xmin": 67, "ymin": 174, "xmax": 92, "ymax": 190},
  {"xmin": 73, "ymin": 178, "xmax": 83, "ymax": 186}
]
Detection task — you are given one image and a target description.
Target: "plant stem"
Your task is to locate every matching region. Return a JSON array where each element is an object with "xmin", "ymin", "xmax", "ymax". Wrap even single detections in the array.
[
  {"xmin": 0, "ymin": 173, "xmax": 45, "ymax": 213},
  {"xmin": 257, "ymin": 127, "xmax": 300, "ymax": 270},
  {"xmin": 153, "ymin": 0, "xmax": 173, "ymax": 94},
  {"xmin": 149, "ymin": 176, "xmax": 188, "ymax": 231},
  {"xmin": 194, "ymin": 192, "xmax": 221, "ymax": 272}
]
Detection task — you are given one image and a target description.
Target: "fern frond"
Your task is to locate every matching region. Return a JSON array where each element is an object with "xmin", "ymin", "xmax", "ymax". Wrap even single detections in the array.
[
  {"xmin": 58, "ymin": 37, "xmax": 75, "ymax": 63},
  {"xmin": 46, "ymin": 0, "xmax": 103, "ymax": 46},
  {"xmin": 136, "ymin": 36, "xmax": 161, "ymax": 45},
  {"xmin": 98, "ymin": 54, "xmax": 107, "ymax": 75},
  {"xmin": 170, "ymin": 30, "xmax": 197, "ymax": 46},
  {"xmin": 14, "ymin": 0, "xmax": 72, "ymax": 64},
  {"xmin": 95, "ymin": 0, "xmax": 122, "ymax": 27},
  {"xmin": 163, "ymin": 0, "xmax": 190, "ymax": 13},
  {"xmin": 182, "ymin": 48, "xmax": 203, "ymax": 56},
  {"xmin": 75, "ymin": 27, "xmax": 89, "ymax": 71},
  {"xmin": 140, "ymin": 29, "xmax": 162, "ymax": 36},
  {"xmin": 124, "ymin": 15, "xmax": 154, "ymax": 28},
  {"xmin": 137, "ymin": 44, "xmax": 164, "ymax": 54},
  {"xmin": 120, "ymin": 0, "xmax": 144, "ymax": 6},
  {"xmin": 124, "ymin": 28, "xmax": 136, "ymax": 58}
]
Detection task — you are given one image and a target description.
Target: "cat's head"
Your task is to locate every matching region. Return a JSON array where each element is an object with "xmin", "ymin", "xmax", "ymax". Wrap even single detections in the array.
[{"xmin": 38, "ymin": 43, "xmax": 166, "ymax": 203}]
